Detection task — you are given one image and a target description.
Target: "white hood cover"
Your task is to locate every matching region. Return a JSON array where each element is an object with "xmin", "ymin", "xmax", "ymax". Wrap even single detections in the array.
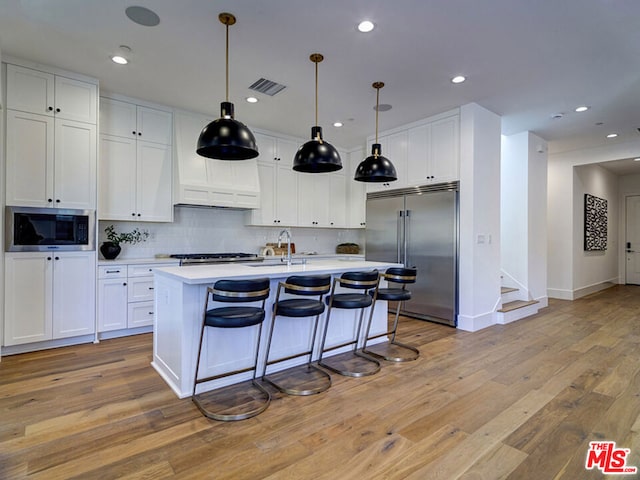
[{"xmin": 173, "ymin": 110, "xmax": 260, "ymax": 208}]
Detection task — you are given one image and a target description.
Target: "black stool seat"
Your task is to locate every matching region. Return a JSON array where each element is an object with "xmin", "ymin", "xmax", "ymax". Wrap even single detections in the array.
[
  {"xmin": 206, "ymin": 306, "xmax": 265, "ymax": 328},
  {"xmin": 318, "ymin": 270, "xmax": 381, "ymax": 377},
  {"xmin": 192, "ymin": 277, "xmax": 271, "ymax": 421},
  {"xmin": 262, "ymin": 274, "xmax": 332, "ymax": 396},
  {"xmin": 371, "ymin": 288, "xmax": 411, "ymax": 302},
  {"xmin": 327, "ymin": 293, "xmax": 373, "ymax": 309},
  {"xmin": 362, "ymin": 267, "xmax": 419, "ymax": 363},
  {"xmin": 274, "ymin": 298, "xmax": 325, "ymax": 317}
]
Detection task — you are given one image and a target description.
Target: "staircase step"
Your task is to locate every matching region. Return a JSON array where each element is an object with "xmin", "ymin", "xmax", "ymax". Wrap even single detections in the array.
[
  {"xmin": 501, "ymin": 286, "xmax": 518, "ymax": 294},
  {"xmin": 498, "ymin": 300, "xmax": 538, "ymax": 313}
]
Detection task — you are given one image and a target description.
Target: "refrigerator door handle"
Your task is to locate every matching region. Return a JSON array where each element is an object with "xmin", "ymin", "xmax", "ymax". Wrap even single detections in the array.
[
  {"xmin": 404, "ymin": 210, "xmax": 410, "ymax": 266},
  {"xmin": 397, "ymin": 211, "xmax": 403, "ymax": 263}
]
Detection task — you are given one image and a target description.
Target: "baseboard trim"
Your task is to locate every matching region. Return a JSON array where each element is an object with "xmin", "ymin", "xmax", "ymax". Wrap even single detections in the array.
[{"xmin": 456, "ymin": 311, "xmax": 495, "ymax": 332}]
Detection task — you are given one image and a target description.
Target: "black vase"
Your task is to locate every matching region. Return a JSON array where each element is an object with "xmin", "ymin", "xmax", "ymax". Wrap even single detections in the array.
[{"xmin": 100, "ymin": 242, "xmax": 121, "ymax": 260}]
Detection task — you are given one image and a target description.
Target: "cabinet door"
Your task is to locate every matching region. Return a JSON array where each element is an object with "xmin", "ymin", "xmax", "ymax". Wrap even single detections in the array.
[
  {"xmin": 54, "ymin": 75, "xmax": 97, "ymax": 124},
  {"xmin": 128, "ymin": 277, "xmax": 155, "ymax": 302},
  {"xmin": 98, "ymin": 134, "xmax": 137, "ymax": 220},
  {"xmin": 137, "ymin": 106, "xmax": 173, "ymax": 145},
  {"xmin": 348, "ymin": 148, "xmax": 367, "ymax": 228},
  {"xmin": 54, "ymin": 118, "xmax": 97, "ymax": 209},
  {"xmin": 329, "ymin": 174, "xmax": 347, "ymax": 227},
  {"xmin": 366, "ymin": 131, "xmax": 407, "ymax": 192},
  {"xmin": 52, "ymin": 252, "xmax": 96, "ymax": 339},
  {"xmin": 407, "ymin": 123, "xmax": 431, "ymax": 185},
  {"xmin": 276, "ymin": 164, "xmax": 299, "ymax": 226},
  {"xmin": 128, "ymin": 302, "xmax": 155, "ymax": 328},
  {"xmin": 4, "ymin": 253, "xmax": 53, "ymax": 346},
  {"xmin": 5, "ymin": 110, "xmax": 54, "ymax": 207},
  {"xmin": 430, "ymin": 116, "xmax": 460, "ymax": 182},
  {"xmin": 136, "ymin": 141, "xmax": 173, "ymax": 222},
  {"xmin": 6, "ymin": 64, "xmax": 55, "ymax": 116},
  {"xmin": 100, "ymin": 97, "xmax": 137, "ymax": 138},
  {"xmin": 98, "ymin": 278, "xmax": 128, "ymax": 332}
]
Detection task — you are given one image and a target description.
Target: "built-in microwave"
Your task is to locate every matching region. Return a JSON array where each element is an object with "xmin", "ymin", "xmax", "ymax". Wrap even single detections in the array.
[{"xmin": 5, "ymin": 206, "xmax": 95, "ymax": 252}]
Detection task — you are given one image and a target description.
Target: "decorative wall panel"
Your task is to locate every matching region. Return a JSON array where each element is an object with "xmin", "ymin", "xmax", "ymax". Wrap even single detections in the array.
[{"xmin": 584, "ymin": 193, "xmax": 607, "ymax": 251}]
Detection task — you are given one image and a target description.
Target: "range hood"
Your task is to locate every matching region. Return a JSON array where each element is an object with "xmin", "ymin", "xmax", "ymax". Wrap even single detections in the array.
[{"xmin": 173, "ymin": 110, "xmax": 261, "ymax": 209}]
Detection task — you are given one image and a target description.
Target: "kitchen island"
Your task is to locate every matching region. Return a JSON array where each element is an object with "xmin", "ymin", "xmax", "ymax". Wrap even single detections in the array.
[{"xmin": 152, "ymin": 259, "xmax": 400, "ymax": 398}]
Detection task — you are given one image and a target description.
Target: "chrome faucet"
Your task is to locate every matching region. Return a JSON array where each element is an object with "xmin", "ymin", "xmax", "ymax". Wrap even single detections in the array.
[{"xmin": 277, "ymin": 229, "xmax": 292, "ymax": 266}]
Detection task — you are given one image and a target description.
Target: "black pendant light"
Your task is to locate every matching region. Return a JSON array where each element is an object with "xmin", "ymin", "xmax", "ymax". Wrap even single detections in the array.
[
  {"xmin": 197, "ymin": 12, "xmax": 258, "ymax": 160},
  {"xmin": 293, "ymin": 53, "xmax": 342, "ymax": 173},
  {"xmin": 354, "ymin": 82, "xmax": 397, "ymax": 182}
]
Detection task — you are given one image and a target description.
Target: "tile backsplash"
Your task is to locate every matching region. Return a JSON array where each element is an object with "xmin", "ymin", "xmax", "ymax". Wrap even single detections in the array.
[{"xmin": 98, "ymin": 206, "xmax": 364, "ymax": 260}]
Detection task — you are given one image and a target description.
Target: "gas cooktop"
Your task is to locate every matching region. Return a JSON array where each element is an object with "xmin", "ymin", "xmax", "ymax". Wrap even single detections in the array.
[{"xmin": 170, "ymin": 253, "xmax": 263, "ymax": 265}]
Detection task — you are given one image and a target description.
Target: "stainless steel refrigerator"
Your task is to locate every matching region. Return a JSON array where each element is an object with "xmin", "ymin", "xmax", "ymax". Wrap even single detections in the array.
[{"xmin": 365, "ymin": 183, "xmax": 458, "ymax": 327}]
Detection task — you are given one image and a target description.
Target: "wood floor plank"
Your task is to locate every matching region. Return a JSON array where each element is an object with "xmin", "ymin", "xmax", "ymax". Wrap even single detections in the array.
[{"xmin": 1, "ymin": 285, "xmax": 640, "ymax": 479}]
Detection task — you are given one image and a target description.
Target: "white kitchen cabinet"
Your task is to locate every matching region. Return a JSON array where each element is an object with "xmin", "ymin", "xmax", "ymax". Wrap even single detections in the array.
[
  {"xmin": 4, "ymin": 252, "xmax": 96, "ymax": 346},
  {"xmin": 100, "ymin": 97, "xmax": 172, "ymax": 145},
  {"xmin": 249, "ymin": 133, "xmax": 299, "ymax": 226},
  {"xmin": 99, "ymin": 97, "xmax": 173, "ymax": 222},
  {"xmin": 297, "ymin": 172, "xmax": 346, "ymax": 228},
  {"xmin": 6, "ymin": 63, "xmax": 97, "ymax": 124},
  {"xmin": 347, "ymin": 148, "xmax": 367, "ymax": 228},
  {"xmin": 329, "ymin": 173, "xmax": 347, "ymax": 227},
  {"xmin": 98, "ymin": 263, "xmax": 173, "ymax": 333},
  {"xmin": 99, "ymin": 134, "xmax": 172, "ymax": 222},
  {"xmin": 407, "ymin": 114, "xmax": 459, "ymax": 185},
  {"xmin": 5, "ymin": 110, "xmax": 97, "ymax": 209},
  {"xmin": 366, "ymin": 131, "xmax": 408, "ymax": 193}
]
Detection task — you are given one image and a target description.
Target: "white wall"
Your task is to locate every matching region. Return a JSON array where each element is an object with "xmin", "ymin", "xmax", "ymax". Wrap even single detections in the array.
[
  {"xmin": 573, "ymin": 165, "xmax": 619, "ymax": 295},
  {"xmin": 457, "ymin": 103, "xmax": 502, "ymax": 331},
  {"xmin": 547, "ymin": 139, "xmax": 640, "ymax": 299},
  {"xmin": 527, "ymin": 134, "xmax": 548, "ymax": 303},
  {"xmin": 98, "ymin": 207, "xmax": 363, "ymax": 260},
  {"xmin": 615, "ymin": 174, "xmax": 640, "ymax": 283}
]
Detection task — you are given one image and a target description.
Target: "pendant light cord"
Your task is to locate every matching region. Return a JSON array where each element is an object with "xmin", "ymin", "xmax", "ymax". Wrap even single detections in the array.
[
  {"xmin": 315, "ymin": 59, "xmax": 319, "ymax": 136},
  {"xmin": 225, "ymin": 22, "xmax": 229, "ymax": 102},
  {"xmin": 375, "ymin": 86, "xmax": 380, "ymax": 145}
]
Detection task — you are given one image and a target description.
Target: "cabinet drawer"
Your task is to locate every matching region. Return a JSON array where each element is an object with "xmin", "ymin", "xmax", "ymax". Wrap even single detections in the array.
[
  {"xmin": 98, "ymin": 265, "xmax": 127, "ymax": 279},
  {"xmin": 128, "ymin": 301, "xmax": 154, "ymax": 328},
  {"xmin": 128, "ymin": 277, "xmax": 154, "ymax": 302},
  {"xmin": 127, "ymin": 263, "xmax": 174, "ymax": 277}
]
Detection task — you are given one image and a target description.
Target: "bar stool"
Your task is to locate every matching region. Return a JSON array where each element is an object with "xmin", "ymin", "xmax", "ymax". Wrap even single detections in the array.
[
  {"xmin": 362, "ymin": 267, "xmax": 419, "ymax": 362},
  {"xmin": 192, "ymin": 277, "xmax": 271, "ymax": 422},
  {"xmin": 262, "ymin": 274, "xmax": 332, "ymax": 395},
  {"xmin": 318, "ymin": 270, "xmax": 381, "ymax": 377}
]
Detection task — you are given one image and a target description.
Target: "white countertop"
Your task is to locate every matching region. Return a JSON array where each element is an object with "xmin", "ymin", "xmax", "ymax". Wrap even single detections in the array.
[
  {"xmin": 154, "ymin": 259, "xmax": 398, "ymax": 285},
  {"xmin": 98, "ymin": 257, "xmax": 180, "ymax": 266}
]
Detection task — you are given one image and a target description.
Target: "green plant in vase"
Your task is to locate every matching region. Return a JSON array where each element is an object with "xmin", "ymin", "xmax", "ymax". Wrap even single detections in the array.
[{"xmin": 100, "ymin": 225, "xmax": 149, "ymax": 260}]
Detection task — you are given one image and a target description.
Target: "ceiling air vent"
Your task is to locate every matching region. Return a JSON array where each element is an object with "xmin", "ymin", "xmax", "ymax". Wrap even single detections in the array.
[{"xmin": 249, "ymin": 78, "xmax": 287, "ymax": 96}]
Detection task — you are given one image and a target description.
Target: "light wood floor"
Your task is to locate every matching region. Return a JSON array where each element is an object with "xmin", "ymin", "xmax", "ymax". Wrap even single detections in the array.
[{"xmin": 1, "ymin": 285, "xmax": 640, "ymax": 479}]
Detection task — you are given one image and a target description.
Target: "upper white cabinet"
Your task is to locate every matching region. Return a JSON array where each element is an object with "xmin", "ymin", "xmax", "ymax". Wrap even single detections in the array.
[
  {"xmin": 6, "ymin": 109, "xmax": 97, "ymax": 209},
  {"xmin": 100, "ymin": 97, "xmax": 172, "ymax": 145},
  {"xmin": 99, "ymin": 96, "xmax": 173, "ymax": 222},
  {"xmin": 366, "ymin": 131, "xmax": 408, "ymax": 193},
  {"xmin": 407, "ymin": 114, "xmax": 459, "ymax": 185},
  {"xmin": 365, "ymin": 109, "xmax": 460, "ymax": 191},
  {"xmin": 4, "ymin": 251, "xmax": 96, "ymax": 346},
  {"xmin": 249, "ymin": 133, "xmax": 299, "ymax": 226},
  {"xmin": 173, "ymin": 110, "xmax": 260, "ymax": 209},
  {"xmin": 5, "ymin": 62, "xmax": 98, "ymax": 209},
  {"xmin": 6, "ymin": 64, "xmax": 97, "ymax": 124},
  {"xmin": 347, "ymin": 148, "xmax": 367, "ymax": 228}
]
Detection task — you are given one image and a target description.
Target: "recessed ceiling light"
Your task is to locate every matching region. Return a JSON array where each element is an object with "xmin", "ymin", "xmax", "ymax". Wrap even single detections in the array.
[
  {"xmin": 634, "ymin": 158, "xmax": 640, "ymax": 162},
  {"xmin": 357, "ymin": 20, "xmax": 375, "ymax": 33},
  {"xmin": 575, "ymin": 105, "xmax": 590, "ymax": 112},
  {"xmin": 111, "ymin": 55, "xmax": 128, "ymax": 65},
  {"xmin": 551, "ymin": 113, "xmax": 564, "ymax": 119},
  {"xmin": 246, "ymin": 96, "xmax": 258, "ymax": 103},
  {"xmin": 451, "ymin": 75, "xmax": 466, "ymax": 84},
  {"xmin": 607, "ymin": 133, "xmax": 618, "ymax": 138},
  {"xmin": 333, "ymin": 122, "xmax": 343, "ymax": 128}
]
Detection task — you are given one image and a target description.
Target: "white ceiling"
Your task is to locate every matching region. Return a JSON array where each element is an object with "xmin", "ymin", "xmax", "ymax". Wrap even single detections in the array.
[{"xmin": 1, "ymin": 0, "xmax": 640, "ymax": 168}]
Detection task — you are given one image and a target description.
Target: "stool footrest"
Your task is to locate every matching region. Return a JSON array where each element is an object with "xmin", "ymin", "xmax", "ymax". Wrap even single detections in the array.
[
  {"xmin": 263, "ymin": 364, "xmax": 331, "ymax": 396},
  {"xmin": 318, "ymin": 351, "xmax": 381, "ymax": 378},
  {"xmin": 362, "ymin": 340, "xmax": 419, "ymax": 362},
  {"xmin": 192, "ymin": 380, "xmax": 271, "ymax": 421},
  {"xmin": 265, "ymin": 350, "xmax": 313, "ymax": 367}
]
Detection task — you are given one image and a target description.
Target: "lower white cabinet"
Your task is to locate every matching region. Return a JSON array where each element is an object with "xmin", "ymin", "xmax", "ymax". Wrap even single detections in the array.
[
  {"xmin": 98, "ymin": 263, "xmax": 173, "ymax": 332},
  {"xmin": 4, "ymin": 252, "xmax": 96, "ymax": 346}
]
